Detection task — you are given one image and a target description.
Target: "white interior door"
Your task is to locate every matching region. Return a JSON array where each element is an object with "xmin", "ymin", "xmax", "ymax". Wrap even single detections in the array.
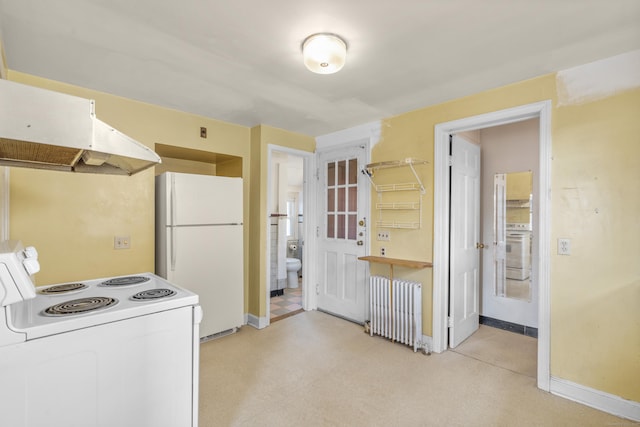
[
  {"xmin": 449, "ymin": 135, "xmax": 481, "ymax": 348},
  {"xmin": 317, "ymin": 145, "xmax": 368, "ymax": 323}
]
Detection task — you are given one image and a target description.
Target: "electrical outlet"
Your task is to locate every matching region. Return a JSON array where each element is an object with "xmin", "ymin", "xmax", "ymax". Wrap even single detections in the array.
[
  {"xmin": 380, "ymin": 247, "xmax": 386, "ymax": 256},
  {"xmin": 377, "ymin": 230, "xmax": 390, "ymax": 241},
  {"xmin": 114, "ymin": 236, "xmax": 131, "ymax": 250},
  {"xmin": 557, "ymin": 238, "xmax": 571, "ymax": 255}
]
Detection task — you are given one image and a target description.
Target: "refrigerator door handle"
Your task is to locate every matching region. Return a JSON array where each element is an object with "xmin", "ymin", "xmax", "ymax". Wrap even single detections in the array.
[{"xmin": 170, "ymin": 174, "xmax": 177, "ymax": 271}]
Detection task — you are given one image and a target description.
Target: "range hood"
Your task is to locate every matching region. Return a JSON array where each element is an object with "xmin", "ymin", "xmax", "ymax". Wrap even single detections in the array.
[{"xmin": 0, "ymin": 79, "xmax": 161, "ymax": 175}]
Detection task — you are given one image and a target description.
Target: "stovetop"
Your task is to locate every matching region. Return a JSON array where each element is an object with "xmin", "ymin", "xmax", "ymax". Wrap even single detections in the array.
[{"xmin": 8, "ymin": 272, "xmax": 198, "ymax": 340}]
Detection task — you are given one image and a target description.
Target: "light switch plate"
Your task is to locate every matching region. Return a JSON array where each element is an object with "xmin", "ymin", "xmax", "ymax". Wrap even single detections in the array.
[
  {"xmin": 114, "ymin": 236, "xmax": 131, "ymax": 250},
  {"xmin": 377, "ymin": 231, "xmax": 390, "ymax": 241}
]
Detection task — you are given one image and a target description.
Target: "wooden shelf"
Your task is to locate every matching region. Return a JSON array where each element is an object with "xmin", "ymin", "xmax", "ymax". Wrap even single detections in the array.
[{"xmin": 359, "ymin": 256, "xmax": 432, "ymax": 269}]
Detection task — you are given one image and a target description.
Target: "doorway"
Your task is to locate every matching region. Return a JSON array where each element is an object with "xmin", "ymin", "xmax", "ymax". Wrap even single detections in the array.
[
  {"xmin": 316, "ymin": 142, "xmax": 369, "ymax": 323},
  {"xmin": 476, "ymin": 119, "xmax": 539, "ymax": 332},
  {"xmin": 433, "ymin": 101, "xmax": 552, "ymax": 391},
  {"xmin": 266, "ymin": 146, "xmax": 312, "ymax": 324}
]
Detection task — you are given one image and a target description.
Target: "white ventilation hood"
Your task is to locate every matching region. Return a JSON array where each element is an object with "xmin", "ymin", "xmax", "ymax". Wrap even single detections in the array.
[{"xmin": 0, "ymin": 79, "xmax": 161, "ymax": 175}]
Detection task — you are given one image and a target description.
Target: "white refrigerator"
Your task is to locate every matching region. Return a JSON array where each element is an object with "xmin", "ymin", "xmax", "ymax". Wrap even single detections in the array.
[{"xmin": 156, "ymin": 172, "xmax": 244, "ymax": 339}]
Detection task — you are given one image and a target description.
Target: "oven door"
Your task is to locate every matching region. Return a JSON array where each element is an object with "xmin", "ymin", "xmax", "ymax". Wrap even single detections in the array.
[{"xmin": 0, "ymin": 306, "xmax": 196, "ymax": 427}]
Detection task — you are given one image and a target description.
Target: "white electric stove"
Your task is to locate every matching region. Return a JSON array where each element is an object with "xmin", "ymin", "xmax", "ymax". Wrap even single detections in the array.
[{"xmin": 0, "ymin": 240, "xmax": 202, "ymax": 427}]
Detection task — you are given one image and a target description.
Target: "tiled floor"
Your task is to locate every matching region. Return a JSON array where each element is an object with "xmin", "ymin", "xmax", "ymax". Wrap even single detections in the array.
[{"xmin": 270, "ymin": 287, "xmax": 303, "ymax": 322}]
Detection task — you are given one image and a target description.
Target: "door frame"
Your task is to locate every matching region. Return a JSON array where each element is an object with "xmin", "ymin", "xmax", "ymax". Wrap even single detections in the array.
[
  {"xmin": 315, "ymin": 142, "xmax": 370, "ymax": 323},
  {"xmin": 0, "ymin": 167, "xmax": 8, "ymax": 241},
  {"xmin": 313, "ymin": 122, "xmax": 381, "ymax": 318},
  {"xmin": 265, "ymin": 144, "xmax": 315, "ymax": 323},
  {"xmin": 432, "ymin": 101, "xmax": 552, "ymax": 391}
]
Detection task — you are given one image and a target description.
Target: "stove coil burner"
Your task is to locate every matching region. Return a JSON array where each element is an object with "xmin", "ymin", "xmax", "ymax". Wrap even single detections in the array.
[
  {"xmin": 132, "ymin": 288, "xmax": 176, "ymax": 301},
  {"xmin": 100, "ymin": 276, "xmax": 150, "ymax": 287},
  {"xmin": 43, "ymin": 297, "xmax": 118, "ymax": 316},
  {"xmin": 39, "ymin": 283, "xmax": 87, "ymax": 294}
]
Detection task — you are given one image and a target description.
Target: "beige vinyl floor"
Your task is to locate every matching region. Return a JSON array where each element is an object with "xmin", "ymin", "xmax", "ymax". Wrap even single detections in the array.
[{"xmin": 199, "ymin": 311, "xmax": 630, "ymax": 426}]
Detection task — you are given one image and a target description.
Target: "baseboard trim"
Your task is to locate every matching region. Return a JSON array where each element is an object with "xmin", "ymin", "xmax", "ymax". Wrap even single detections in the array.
[
  {"xmin": 246, "ymin": 313, "xmax": 269, "ymax": 329},
  {"xmin": 421, "ymin": 335, "xmax": 433, "ymax": 353},
  {"xmin": 480, "ymin": 315, "xmax": 538, "ymax": 338},
  {"xmin": 317, "ymin": 308, "xmax": 364, "ymax": 326},
  {"xmin": 550, "ymin": 377, "xmax": 640, "ymax": 421}
]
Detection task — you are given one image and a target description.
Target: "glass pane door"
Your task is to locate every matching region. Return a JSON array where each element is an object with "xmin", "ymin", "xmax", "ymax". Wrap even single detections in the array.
[{"xmin": 326, "ymin": 158, "xmax": 358, "ymax": 240}]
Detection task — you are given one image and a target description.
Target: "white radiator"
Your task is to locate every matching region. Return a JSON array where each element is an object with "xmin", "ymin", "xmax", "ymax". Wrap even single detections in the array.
[{"xmin": 369, "ymin": 275, "xmax": 422, "ymax": 352}]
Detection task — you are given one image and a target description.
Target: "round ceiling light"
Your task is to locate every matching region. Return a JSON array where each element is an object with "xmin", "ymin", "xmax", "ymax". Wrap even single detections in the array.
[{"xmin": 302, "ymin": 33, "xmax": 347, "ymax": 74}]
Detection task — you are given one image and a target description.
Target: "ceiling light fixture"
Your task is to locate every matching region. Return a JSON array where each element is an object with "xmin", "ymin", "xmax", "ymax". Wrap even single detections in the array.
[{"xmin": 302, "ymin": 33, "xmax": 347, "ymax": 74}]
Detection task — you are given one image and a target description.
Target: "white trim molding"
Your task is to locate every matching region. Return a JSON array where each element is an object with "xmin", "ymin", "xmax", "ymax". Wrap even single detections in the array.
[
  {"xmin": 246, "ymin": 313, "xmax": 269, "ymax": 330},
  {"xmin": 0, "ymin": 167, "xmax": 8, "ymax": 241},
  {"xmin": 550, "ymin": 377, "xmax": 640, "ymax": 422},
  {"xmin": 316, "ymin": 120, "xmax": 383, "ymax": 150},
  {"xmin": 433, "ymin": 100, "xmax": 552, "ymax": 393},
  {"xmin": 421, "ymin": 335, "xmax": 433, "ymax": 354},
  {"xmin": 264, "ymin": 144, "xmax": 315, "ymax": 325}
]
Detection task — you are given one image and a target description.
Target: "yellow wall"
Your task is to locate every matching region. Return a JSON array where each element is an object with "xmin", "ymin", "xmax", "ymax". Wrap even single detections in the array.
[
  {"xmin": 6, "ymin": 72, "xmax": 314, "ymax": 322},
  {"xmin": 506, "ymin": 171, "xmax": 532, "ymax": 223},
  {"xmin": 155, "ymin": 157, "xmax": 217, "ymax": 176},
  {"xmin": 551, "ymin": 88, "xmax": 640, "ymax": 401},
  {"xmin": 370, "ymin": 74, "xmax": 640, "ymax": 402},
  {"xmin": 6, "ymin": 72, "xmax": 252, "ymax": 308},
  {"xmin": 368, "ymin": 76, "xmax": 555, "ymax": 336},
  {"xmin": 6, "ymin": 61, "xmax": 638, "ymax": 404},
  {"xmin": 506, "ymin": 171, "xmax": 532, "ymax": 200},
  {"xmin": 248, "ymin": 125, "xmax": 315, "ymax": 318}
]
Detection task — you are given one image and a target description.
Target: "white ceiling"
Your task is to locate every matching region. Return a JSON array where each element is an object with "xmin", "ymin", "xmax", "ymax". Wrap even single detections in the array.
[{"xmin": 1, "ymin": 1, "xmax": 639, "ymax": 137}]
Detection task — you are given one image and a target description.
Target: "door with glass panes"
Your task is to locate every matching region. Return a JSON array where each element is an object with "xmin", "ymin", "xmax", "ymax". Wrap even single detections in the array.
[{"xmin": 317, "ymin": 145, "xmax": 368, "ymax": 323}]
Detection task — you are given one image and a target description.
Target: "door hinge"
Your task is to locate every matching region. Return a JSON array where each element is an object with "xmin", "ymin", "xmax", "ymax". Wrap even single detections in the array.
[
  {"xmin": 316, "ymin": 226, "xmax": 320, "ymax": 237},
  {"xmin": 316, "ymin": 284, "xmax": 320, "ymax": 295},
  {"xmin": 448, "ymin": 155, "xmax": 453, "ymax": 167},
  {"xmin": 447, "ymin": 316, "xmax": 454, "ymax": 328},
  {"xmin": 316, "ymin": 168, "xmax": 320, "ymax": 181}
]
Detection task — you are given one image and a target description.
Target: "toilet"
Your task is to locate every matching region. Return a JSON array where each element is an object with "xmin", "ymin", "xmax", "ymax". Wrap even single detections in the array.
[{"xmin": 286, "ymin": 258, "xmax": 301, "ymax": 288}]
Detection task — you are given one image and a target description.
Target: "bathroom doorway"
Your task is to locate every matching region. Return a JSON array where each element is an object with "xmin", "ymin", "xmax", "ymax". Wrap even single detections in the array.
[{"xmin": 266, "ymin": 146, "xmax": 310, "ymax": 323}]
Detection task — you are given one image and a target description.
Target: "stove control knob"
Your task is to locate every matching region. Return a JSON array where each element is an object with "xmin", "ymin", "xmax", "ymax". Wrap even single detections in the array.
[
  {"xmin": 23, "ymin": 258, "xmax": 41, "ymax": 276},
  {"xmin": 24, "ymin": 246, "xmax": 39, "ymax": 259}
]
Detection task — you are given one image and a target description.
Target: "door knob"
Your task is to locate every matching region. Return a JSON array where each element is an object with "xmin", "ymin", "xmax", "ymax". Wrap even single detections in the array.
[
  {"xmin": 476, "ymin": 243, "xmax": 485, "ymax": 249},
  {"xmin": 357, "ymin": 240, "xmax": 364, "ymax": 246}
]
